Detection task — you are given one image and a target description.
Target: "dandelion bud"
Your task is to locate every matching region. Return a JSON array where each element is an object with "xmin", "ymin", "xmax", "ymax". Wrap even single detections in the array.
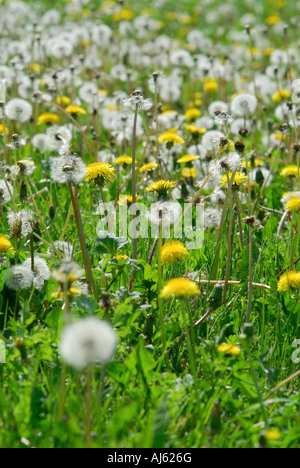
[
  {"xmin": 234, "ymin": 141, "xmax": 245, "ymax": 154},
  {"xmin": 153, "ymin": 71, "xmax": 160, "ymax": 82},
  {"xmin": 15, "ymin": 337, "xmax": 27, "ymax": 360},
  {"xmin": 144, "ymin": 313, "xmax": 154, "ymax": 340},
  {"xmin": 239, "ymin": 128, "xmax": 248, "ymax": 138},
  {"xmin": 219, "ymin": 137, "xmax": 229, "ymax": 148},
  {"xmin": 243, "ymin": 216, "xmax": 256, "ymax": 226},
  {"xmin": 210, "ymin": 400, "xmax": 222, "ymax": 431},
  {"xmin": 293, "ymin": 144, "xmax": 300, "ymax": 154},
  {"xmin": 255, "ymin": 168, "xmax": 265, "ymax": 185},
  {"xmin": 49, "ymin": 204, "xmax": 56, "ymax": 219},
  {"xmin": 209, "ymin": 283, "xmax": 223, "ymax": 309},
  {"xmin": 101, "ymin": 291, "xmax": 111, "ymax": 315},
  {"xmin": 19, "ymin": 181, "xmax": 27, "ymax": 202},
  {"xmin": 0, "ymin": 79, "xmax": 6, "ymax": 105}
]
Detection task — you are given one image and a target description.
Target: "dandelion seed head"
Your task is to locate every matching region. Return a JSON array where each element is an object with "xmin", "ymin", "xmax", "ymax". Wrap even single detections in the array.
[
  {"xmin": 5, "ymin": 98, "xmax": 32, "ymax": 122},
  {"xmin": 60, "ymin": 318, "xmax": 117, "ymax": 368},
  {"xmin": 23, "ymin": 257, "xmax": 50, "ymax": 291},
  {"xmin": 5, "ymin": 264, "xmax": 34, "ymax": 291},
  {"xmin": 50, "ymin": 155, "xmax": 86, "ymax": 185}
]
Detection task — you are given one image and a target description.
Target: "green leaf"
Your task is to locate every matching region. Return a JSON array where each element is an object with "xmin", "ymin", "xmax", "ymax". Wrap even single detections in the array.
[{"xmin": 94, "ymin": 232, "xmax": 130, "ymax": 255}]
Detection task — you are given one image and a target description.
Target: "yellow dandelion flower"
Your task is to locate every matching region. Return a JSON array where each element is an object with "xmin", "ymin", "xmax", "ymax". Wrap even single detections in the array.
[
  {"xmin": 177, "ymin": 154, "xmax": 200, "ymax": 164},
  {"xmin": 158, "ymin": 131, "xmax": 185, "ymax": 146},
  {"xmin": 114, "ymin": 155, "xmax": 132, "ymax": 165},
  {"xmin": 139, "ymin": 163, "xmax": 158, "ymax": 173},
  {"xmin": 160, "ymin": 241, "xmax": 188, "ymax": 266},
  {"xmin": 179, "ymin": 14, "xmax": 192, "ymax": 24},
  {"xmin": 112, "ymin": 8, "xmax": 134, "ymax": 21},
  {"xmin": 263, "ymin": 48, "xmax": 275, "ymax": 56},
  {"xmin": 114, "ymin": 255, "xmax": 129, "ymax": 261},
  {"xmin": 194, "ymin": 99, "xmax": 202, "ymax": 106},
  {"xmin": 167, "ymin": 12, "xmax": 177, "ymax": 20},
  {"xmin": 277, "ymin": 271, "xmax": 300, "ymax": 292},
  {"xmin": 218, "ymin": 343, "xmax": 241, "ymax": 356},
  {"xmin": 182, "ymin": 168, "xmax": 196, "ymax": 178},
  {"xmin": 263, "ymin": 429, "xmax": 281, "ymax": 441},
  {"xmin": 0, "ymin": 234, "xmax": 15, "ymax": 254},
  {"xmin": 185, "ymin": 108, "xmax": 201, "ymax": 121},
  {"xmin": 272, "ymin": 89, "xmax": 291, "ymax": 103},
  {"xmin": 184, "ymin": 123, "xmax": 207, "ymax": 136},
  {"xmin": 146, "ymin": 180, "xmax": 177, "ymax": 196},
  {"xmin": 29, "ymin": 63, "xmax": 41, "ymax": 73},
  {"xmin": 220, "ymin": 172, "xmax": 248, "ymax": 187},
  {"xmin": 160, "ymin": 277, "xmax": 200, "ymax": 299},
  {"xmin": 52, "ymin": 287, "xmax": 81, "ymax": 300},
  {"xmin": 203, "ymin": 78, "xmax": 218, "ymax": 94},
  {"xmin": 118, "ymin": 195, "xmax": 140, "ymax": 206},
  {"xmin": 280, "ymin": 165, "xmax": 299, "ymax": 178},
  {"xmin": 266, "ymin": 14, "xmax": 280, "ymax": 25},
  {"xmin": 85, "ymin": 162, "xmax": 115, "ymax": 185},
  {"xmin": 0, "ymin": 124, "xmax": 9, "ymax": 135},
  {"xmin": 56, "ymin": 96, "xmax": 71, "ymax": 106},
  {"xmin": 66, "ymin": 104, "xmax": 87, "ymax": 116},
  {"xmin": 286, "ymin": 197, "xmax": 300, "ymax": 212},
  {"xmin": 242, "ymin": 158, "xmax": 263, "ymax": 168},
  {"xmin": 37, "ymin": 112, "xmax": 60, "ymax": 125},
  {"xmin": 273, "ymin": 132, "xmax": 287, "ymax": 141}
]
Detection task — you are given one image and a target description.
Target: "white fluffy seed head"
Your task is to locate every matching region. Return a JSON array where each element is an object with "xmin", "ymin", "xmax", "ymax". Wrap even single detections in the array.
[
  {"xmin": 231, "ymin": 93, "xmax": 257, "ymax": 117},
  {"xmin": 60, "ymin": 318, "xmax": 117, "ymax": 368},
  {"xmin": 147, "ymin": 200, "xmax": 182, "ymax": 229},
  {"xmin": 7, "ymin": 209, "xmax": 36, "ymax": 238},
  {"xmin": 50, "ymin": 154, "xmax": 86, "ymax": 185},
  {"xmin": 202, "ymin": 130, "xmax": 225, "ymax": 151},
  {"xmin": 0, "ymin": 180, "xmax": 13, "ymax": 204},
  {"xmin": 5, "ymin": 98, "xmax": 33, "ymax": 122},
  {"xmin": 22, "ymin": 257, "xmax": 50, "ymax": 291},
  {"xmin": 4, "ymin": 264, "xmax": 34, "ymax": 291}
]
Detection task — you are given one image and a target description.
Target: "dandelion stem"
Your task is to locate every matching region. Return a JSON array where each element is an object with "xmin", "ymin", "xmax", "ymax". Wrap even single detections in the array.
[
  {"xmin": 264, "ymin": 370, "xmax": 300, "ymax": 400},
  {"xmin": 181, "ymin": 300, "xmax": 197, "ymax": 380},
  {"xmin": 148, "ymin": 235, "xmax": 158, "ymax": 265},
  {"xmin": 30, "ymin": 235, "xmax": 34, "ymax": 272},
  {"xmin": 157, "ymin": 221, "xmax": 167, "ymax": 353},
  {"xmin": 246, "ymin": 225, "xmax": 253, "ymax": 323},
  {"xmin": 69, "ymin": 184, "xmax": 98, "ymax": 299},
  {"xmin": 58, "ymin": 363, "xmax": 67, "ymax": 420},
  {"xmin": 131, "ymin": 105, "xmax": 138, "ymax": 259},
  {"xmin": 84, "ymin": 366, "xmax": 93, "ymax": 448},
  {"xmin": 234, "ymin": 191, "xmax": 244, "ymax": 249},
  {"xmin": 223, "ymin": 172, "xmax": 236, "ymax": 304}
]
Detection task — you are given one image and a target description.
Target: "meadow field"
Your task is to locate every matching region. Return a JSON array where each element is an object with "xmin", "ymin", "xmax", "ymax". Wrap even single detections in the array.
[{"xmin": 0, "ymin": 0, "xmax": 300, "ymax": 449}]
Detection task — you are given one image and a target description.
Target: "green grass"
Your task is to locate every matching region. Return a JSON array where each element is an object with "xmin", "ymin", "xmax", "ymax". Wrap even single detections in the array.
[{"xmin": 0, "ymin": 0, "xmax": 299, "ymax": 449}]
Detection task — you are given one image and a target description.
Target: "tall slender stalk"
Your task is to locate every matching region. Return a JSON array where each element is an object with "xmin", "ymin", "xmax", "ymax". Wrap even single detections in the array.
[
  {"xmin": 181, "ymin": 300, "xmax": 197, "ymax": 381},
  {"xmin": 223, "ymin": 172, "xmax": 236, "ymax": 304},
  {"xmin": 84, "ymin": 367, "xmax": 93, "ymax": 448},
  {"xmin": 30, "ymin": 235, "xmax": 35, "ymax": 272},
  {"xmin": 69, "ymin": 184, "xmax": 98, "ymax": 299},
  {"xmin": 246, "ymin": 224, "xmax": 253, "ymax": 323},
  {"xmin": 131, "ymin": 105, "xmax": 139, "ymax": 259},
  {"xmin": 157, "ymin": 219, "xmax": 167, "ymax": 352}
]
